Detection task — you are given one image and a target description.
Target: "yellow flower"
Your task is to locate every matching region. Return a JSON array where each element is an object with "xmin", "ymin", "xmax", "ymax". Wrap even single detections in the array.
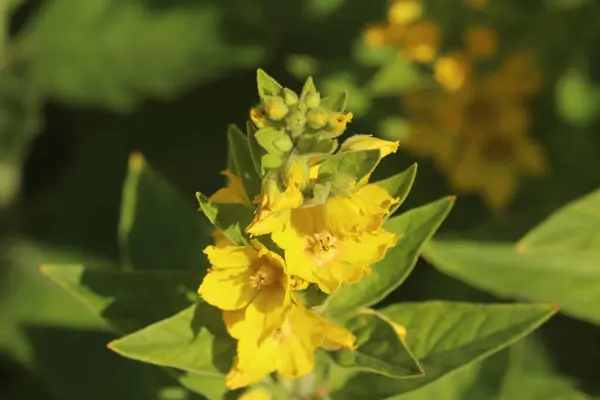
[
  {"xmin": 247, "ymin": 158, "xmax": 309, "ymax": 237},
  {"xmin": 320, "ymin": 319, "xmax": 358, "ymax": 350},
  {"xmin": 234, "ymin": 304, "xmax": 327, "ymax": 380},
  {"xmin": 402, "ymin": 20, "xmax": 441, "ymax": 63},
  {"xmin": 328, "ymin": 111, "xmax": 354, "ymax": 137},
  {"xmin": 211, "ymin": 228, "xmax": 236, "ymax": 248},
  {"xmin": 237, "ymin": 386, "xmax": 272, "ymax": 400},
  {"xmin": 387, "ymin": 0, "xmax": 422, "ymax": 25},
  {"xmin": 209, "ymin": 170, "xmax": 250, "ymax": 206},
  {"xmin": 272, "ymin": 205, "xmax": 398, "ymax": 293},
  {"xmin": 434, "ymin": 53, "xmax": 471, "ymax": 92},
  {"xmin": 465, "ymin": 26, "xmax": 497, "ymax": 59},
  {"xmin": 198, "ymin": 240, "xmax": 287, "ymax": 338}
]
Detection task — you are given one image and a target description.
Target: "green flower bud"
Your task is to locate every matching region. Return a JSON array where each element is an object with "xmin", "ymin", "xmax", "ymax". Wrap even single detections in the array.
[
  {"xmin": 286, "ymin": 110, "xmax": 307, "ymax": 137},
  {"xmin": 283, "ymin": 88, "xmax": 299, "ymax": 106},
  {"xmin": 306, "ymin": 107, "xmax": 330, "ymax": 130},
  {"xmin": 264, "ymin": 96, "xmax": 289, "ymax": 121},
  {"xmin": 305, "ymin": 92, "xmax": 320, "ymax": 108},
  {"xmin": 273, "ymin": 133, "xmax": 294, "ymax": 152}
]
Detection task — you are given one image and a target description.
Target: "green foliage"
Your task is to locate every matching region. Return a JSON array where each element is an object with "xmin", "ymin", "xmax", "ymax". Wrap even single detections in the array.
[
  {"xmin": 227, "ymin": 124, "xmax": 262, "ymax": 199},
  {"xmin": 108, "ymin": 302, "xmax": 236, "ymax": 376},
  {"xmin": 119, "ymin": 153, "xmax": 212, "ymax": 272},
  {"xmin": 326, "ymin": 302, "xmax": 557, "ymax": 399},
  {"xmin": 19, "ymin": 0, "xmax": 264, "ymax": 111},
  {"xmin": 323, "ymin": 196, "xmax": 455, "ymax": 317},
  {"xmin": 375, "ymin": 163, "xmax": 419, "ymax": 217},
  {"xmin": 317, "ymin": 149, "xmax": 381, "ymax": 183},
  {"xmin": 327, "ymin": 311, "xmax": 423, "ymax": 378},
  {"xmin": 196, "ymin": 192, "xmax": 254, "ymax": 246}
]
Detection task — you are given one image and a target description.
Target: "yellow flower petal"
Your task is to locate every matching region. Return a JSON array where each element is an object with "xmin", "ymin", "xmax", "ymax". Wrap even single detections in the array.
[
  {"xmin": 320, "ymin": 320, "xmax": 357, "ymax": 351},
  {"xmin": 434, "ymin": 54, "xmax": 471, "ymax": 92},
  {"xmin": 226, "ymin": 358, "xmax": 266, "ymax": 390},
  {"xmin": 245, "ymin": 285, "xmax": 287, "ymax": 341},
  {"xmin": 238, "ymin": 386, "xmax": 272, "ymax": 400},
  {"xmin": 402, "ymin": 20, "xmax": 441, "ymax": 63},
  {"xmin": 198, "ymin": 267, "xmax": 256, "ymax": 310},
  {"xmin": 223, "ymin": 309, "xmax": 247, "ymax": 340},
  {"xmin": 211, "ymin": 229, "xmax": 236, "ymax": 248},
  {"xmin": 465, "ymin": 26, "xmax": 497, "ymax": 59},
  {"xmin": 203, "ymin": 245, "xmax": 257, "ymax": 269},
  {"xmin": 388, "ymin": 0, "xmax": 422, "ymax": 25},
  {"xmin": 340, "ymin": 135, "xmax": 399, "ymax": 159},
  {"xmin": 210, "ymin": 170, "xmax": 250, "ymax": 205}
]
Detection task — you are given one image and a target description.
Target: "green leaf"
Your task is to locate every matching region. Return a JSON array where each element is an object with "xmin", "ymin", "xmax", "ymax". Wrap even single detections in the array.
[
  {"xmin": 318, "ymin": 149, "xmax": 381, "ymax": 183},
  {"xmin": 394, "ymin": 334, "xmax": 587, "ymax": 400},
  {"xmin": 423, "ymin": 240, "xmax": 600, "ymax": 324},
  {"xmin": 367, "ymin": 55, "xmax": 431, "ymax": 96},
  {"xmin": 296, "ymin": 137, "xmax": 338, "ymax": 155},
  {"xmin": 22, "ymin": 0, "xmax": 264, "ymax": 111},
  {"xmin": 118, "ymin": 153, "xmax": 211, "ymax": 272},
  {"xmin": 257, "ymin": 69, "xmax": 284, "ymax": 100},
  {"xmin": 322, "ymin": 197, "xmax": 454, "ymax": 317},
  {"xmin": 196, "ymin": 192, "xmax": 253, "ymax": 246},
  {"xmin": 517, "ymin": 188, "xmax": 600, "ymax": 253},
  {"xmin": 327, "ymin": 302, "xmax": 557, "ymax": 399},
  {"xmin": 40, "ymin": 265, "xmax": 201, "ymax": 334},
  {"xmin": 108, "ymin": 302, "xmax": 236, "ymax": 376},
  {"xmin": 246, "ymin": 121, "xmax": 264, "ymax": 177},
  {"xmin": 375, "ymin": 163, "xmax": 418, "ymax": 217},
  {"xmin": 0, "ymin": 68, "xmax": 43, "ymax": 208},
  {"xmin": 320, "ymin": 91, "xmax": 348, "ymax": 113},
  {"xmin": 228, "ymin": 125, "xmax": 262, "ymax": 201},
  {"xmin": 327, "ymin": 311, "xmax": 423, "ymax": 378}
]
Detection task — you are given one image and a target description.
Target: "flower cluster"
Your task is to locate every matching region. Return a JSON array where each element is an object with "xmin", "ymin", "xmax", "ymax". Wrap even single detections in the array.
[
  {"xmin": 197, "ymin": 71, "xmax": 401, "ymax": 390},
  {"xmin": 364, "ymin": 0, "xmax": 548, "ymax": 210}
]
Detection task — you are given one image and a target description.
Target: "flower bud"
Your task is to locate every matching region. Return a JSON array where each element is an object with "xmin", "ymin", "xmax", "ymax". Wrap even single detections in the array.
[
  {"xmin": 250, "ymin": 107, "xmax": 266, "ymax": 128},
  {"xmin": 264, "ymin": 96, "xmax": 289, "ymax": 121},
  {"xmin": 306, "ymin": 107, "xmax": 330, "ymax": 130},
  {"xmin": 286, "ymin": 110, "xmax": 307, "ymax": 137},
  {"xmin": 273, "ymin": 133, "xmax": 293, "ymax": 152},
  {"xmin": 284, "ymin": 89, "xmax": 299, "ymax": 106},
  {"xmin": 341, "ymin": 135, "xmax": 399, "ymax": 158},
  {"xmin": 327, "ymin": 112, "xmax": 353, "ymax": 137},
  {"xmin": 283, "ymin": 156, "xmax": 309, "ymax": 189}
]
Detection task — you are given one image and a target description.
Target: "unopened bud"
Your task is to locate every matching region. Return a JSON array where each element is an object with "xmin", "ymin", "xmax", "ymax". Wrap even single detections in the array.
[
  {"xmin": 264, "ymin": 96, "xmax": 289, "ymax": 121},
  {"xmin": 284, "ymin": 89, "xmax": 299, "ymax": 106},
  {"xmin": 306, "ymin": 107, "xmax": 330, "ymax": 130},
  {"xmin": 305, "ymin": 92, "xmax": 321, "ymax": 108}
]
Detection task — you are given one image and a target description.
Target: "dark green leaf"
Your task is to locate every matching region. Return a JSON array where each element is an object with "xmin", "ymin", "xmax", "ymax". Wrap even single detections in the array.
[
  {"xmin": 118, "ymin": 153, "xmax": 212, "ymax": 272},
  {"xmin": 375, "ymin": 163, "xmax": 418, "ymax": 218},
  {"xmin": 246, "ymin": 121, "xmax": 264, "ymax": 177},
  {"xmin": 108, "ymin": 302, "xmax": 236, "ymax": 376},
  {"xmin": 227, "ymin": 125, "xmax": 262, "ymax": 201},
  {"xmin": 196, "ymin": 192, "xmax": 253, "ymax": 246},
  {"xmin": 323, "ymin": 197, "xmax": 454, "ymax": 317},
  {"xmin": 328, "ymin": 311, "xmax": 422, "ymax": 378},
  {"xmin": 318, "ymin": 149, "xmax": 381, "ymax": 183}
]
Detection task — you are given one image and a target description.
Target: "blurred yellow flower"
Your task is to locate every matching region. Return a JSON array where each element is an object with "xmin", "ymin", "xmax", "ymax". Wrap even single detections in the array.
[
  {"xmin": 272, "ymin": 205, "xmax": 398, "ymax": 293},
  {"xmin": 388, "ymin": 0, "xmax": 422, "ymax": 25},
  {"xmin": 404, "ymin": 52, "xmax": 548, "ymax": 210},
  {"xmin": 465, "ymin": 26, "xmax": 498, "ymax": 59},
  {"xmin": 434, "ymin": 53, "xmax": 471, "ymax": 92},
  {"xmin": 402, "ymin": 20, "xmax": 441, "ymax": 63}
]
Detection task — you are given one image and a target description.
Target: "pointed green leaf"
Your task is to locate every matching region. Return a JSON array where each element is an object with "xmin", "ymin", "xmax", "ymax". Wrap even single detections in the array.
[
  {"xmin": 328, "ymin": 302, "xmax": 556, "ymax": 399},
  {"xmin": 196, "ymin": 192, "xmax": 253, "ymax": 246},
  {"xmin": 40, "ymin": 265, "xmax": 200, "ymax": 334},
  {"xmin": 257, "ymin": 69, "xmax": 284, "ymax": 100},
  {"xmin": 375, "ymin": 163, "xmax": 418, "ymax": 217},
  {"xmin": 175, "ymin": 372, "xmax": 230, "ymax": 399},
  {"xmin": 518, "ymin": 188, "xmax": 600, "ymax": 253},
  {"xmin": 300, "ymin": 76, "xmax": 318, "ymax": 101},
  {"xmin": 108, "ymin": 302, "xmax": 236, "ymax": 376},
  {"xmin": 327, "ymin": 311, "xmax": 423, "ymax": 378},
  {"xmin": 323, "ymin": 197, "xmax": 454, "ymax": 317},
  {"xmin": 318, "ymin": 149, "xmax": 381, "ymax": 183},
  {"xmin": 423, "ymin": 240, "xmax": 600, "ymax": 324},
  {"xmin": 227, "ymin": 124, "xmax": 262, "ymax": 200},
  {"xmin": 296, "ymin": 137, "xmax": 338, "ymax": 155},
  {"xmin": 320, "ymin": 91, "xmax": 348, "ymax": 112},
  {"xmin": 118, "ymin": 153, "xmax": 211, "ymax": 272},
  {"xmin": 24, "ymin": 1, "xmax": 264, "ymax": 111},
  {"xmin": 246, "ymin": 121, "xmax": 264, "ymax": 177}
]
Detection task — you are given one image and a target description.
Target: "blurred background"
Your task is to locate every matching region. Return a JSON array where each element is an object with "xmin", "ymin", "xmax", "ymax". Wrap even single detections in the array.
[{"xmin": 1, "ymin": 0, "xmax": 600, "ymax": 398}]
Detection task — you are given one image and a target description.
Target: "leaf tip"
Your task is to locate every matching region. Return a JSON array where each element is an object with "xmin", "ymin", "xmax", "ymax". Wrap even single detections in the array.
[
  {"xmin": 448, "ymin": 195, "xmax": 457, "ymax": 202},
  {"xmin": 38, "ymin": 264, "xmax": 48, "ymax": 274},
  {"xmin": 128, "ymin": 152, "xmax": 145, "ymax": 171},
  {"xmin": 106, "ymin": 340, "xmax": 116, "ymax": 350}
]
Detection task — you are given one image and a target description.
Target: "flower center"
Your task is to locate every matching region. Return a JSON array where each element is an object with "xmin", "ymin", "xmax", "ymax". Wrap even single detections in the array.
[
  {"xmin": 479, "ymin": 135, "xmax": 516, "ymax": 162},
  {"xmin": 249, "ymin": 263, "xmax": 280, "ymax": 290},
  {"xmin": 306, "ymin": 232, "xmax": 339, "ymax": 267},
  {"xmin": 465, "ymin": 97, "xmax": 499, "ymax": 132}
]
